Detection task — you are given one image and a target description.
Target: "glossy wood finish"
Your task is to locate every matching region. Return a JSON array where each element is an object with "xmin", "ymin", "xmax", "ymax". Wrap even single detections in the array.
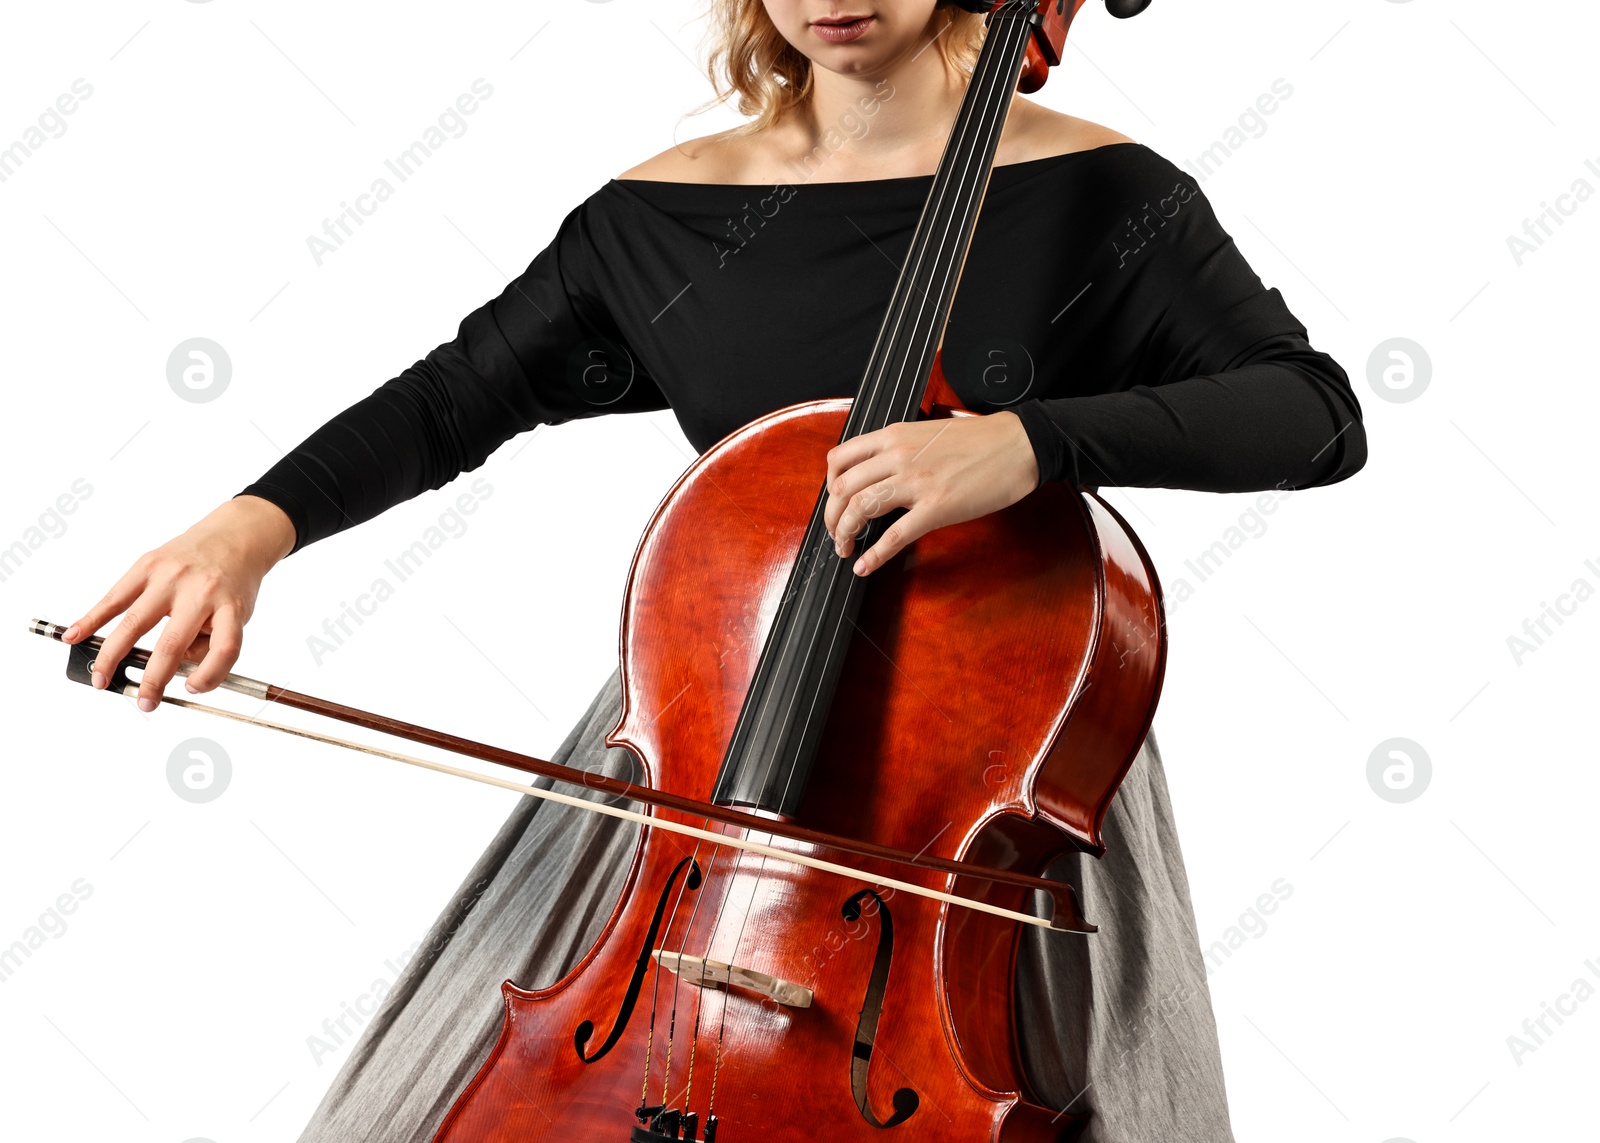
[
  {"xmin": 1018, "ymin": 0, "xmax": 1087, "ymax": 93},
  {"xmin": 1032, "ymin": 494, "xmax": 1165, "ymax": 854},
  {"xmin": 433, "ymin": 399, "xmax": 1163, "ymax": 1142}
]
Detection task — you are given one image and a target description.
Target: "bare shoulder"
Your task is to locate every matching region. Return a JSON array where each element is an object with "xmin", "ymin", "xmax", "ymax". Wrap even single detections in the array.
[
  {"xmin": 1002, "ymin": 101, "xmax": 1135, "ymax": 163},
  {"xmin": 617, "ymin": 130, "xmax": 753, "ymax": 184}
]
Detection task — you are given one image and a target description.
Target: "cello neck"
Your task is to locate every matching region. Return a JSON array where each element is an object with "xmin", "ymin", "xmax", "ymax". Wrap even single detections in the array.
[
  {"xmin": 845, "ymin": 0, "xmax": 1049, "ymax": 437},
  {"xmin": 710, "ymin": 0, "xmax": 1053, "ymax": 816}
]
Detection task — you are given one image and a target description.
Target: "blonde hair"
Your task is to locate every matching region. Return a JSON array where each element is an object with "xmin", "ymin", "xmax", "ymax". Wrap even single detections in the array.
[{"xmin": 701, "ymin": 1, "xmax": 988, "ymax": 134}]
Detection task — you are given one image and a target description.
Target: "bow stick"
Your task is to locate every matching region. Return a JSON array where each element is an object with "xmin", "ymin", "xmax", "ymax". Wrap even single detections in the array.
[{"xmin": 29, "ymin": 620, "xmax": 1092, "ymax": 933}]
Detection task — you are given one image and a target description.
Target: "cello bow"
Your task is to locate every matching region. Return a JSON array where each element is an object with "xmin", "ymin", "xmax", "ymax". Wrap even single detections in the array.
[{"xmin": 28, "ymin": 619, "xmax": 1092, "ymax": 932}]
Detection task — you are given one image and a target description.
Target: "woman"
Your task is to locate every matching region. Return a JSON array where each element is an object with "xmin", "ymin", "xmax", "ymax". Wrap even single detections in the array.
[{"xmin": 63, "ymin": 1, "xmax": 1365, "ymax": 1139}]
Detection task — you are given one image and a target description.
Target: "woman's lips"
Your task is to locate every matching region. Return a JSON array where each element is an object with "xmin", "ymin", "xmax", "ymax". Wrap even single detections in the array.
[{"xmin": 811, "ymin": 15, "xmax": 876, "ymax": 43}]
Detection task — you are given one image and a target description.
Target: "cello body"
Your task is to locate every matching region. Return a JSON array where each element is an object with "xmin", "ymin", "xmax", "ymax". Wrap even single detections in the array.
[{"xmin": 431, "ymin": 397, "xmax": 1165, "ymax": 1142}]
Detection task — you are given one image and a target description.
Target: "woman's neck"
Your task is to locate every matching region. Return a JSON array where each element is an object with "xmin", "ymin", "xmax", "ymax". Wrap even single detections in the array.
[{"xmin": 771, "ymin": 37, "xmax": 972, "ymax": 183}]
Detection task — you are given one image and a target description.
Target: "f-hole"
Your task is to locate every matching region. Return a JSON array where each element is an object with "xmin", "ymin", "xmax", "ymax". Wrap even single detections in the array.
[
  {"xmin": 843, "ymin": 889, "xmax": 918, "ymax": 1129},
  {"xmin": 573, "ymin": 855, "xmax": 702, "ymax": 1064}
]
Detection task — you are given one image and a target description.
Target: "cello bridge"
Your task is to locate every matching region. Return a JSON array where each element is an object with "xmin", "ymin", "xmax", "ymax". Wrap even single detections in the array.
[{"xmin": 652, "ymin": 950, "xmax": 813, "ymax": 1009}]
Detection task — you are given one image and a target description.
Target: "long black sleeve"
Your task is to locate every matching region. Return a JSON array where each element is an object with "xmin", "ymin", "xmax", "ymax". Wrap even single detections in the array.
[
  {"xmin": 1007, "ymin": 172, "xmax": 1366, "ymax": 493},
  {"xmin": 240, "ymin": 200, "xmax": 669, "ymax": 553}
]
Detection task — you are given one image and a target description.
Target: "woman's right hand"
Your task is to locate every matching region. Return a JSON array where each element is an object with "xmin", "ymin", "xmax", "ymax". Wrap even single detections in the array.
[{"xmin": 60, "ymin": 494, "xmax": 298, "ymax": 712}]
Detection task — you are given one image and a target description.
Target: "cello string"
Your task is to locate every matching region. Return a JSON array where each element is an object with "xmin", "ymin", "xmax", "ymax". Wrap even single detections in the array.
[
  {"xmin": 869, "ymin": 14, "xmax": 1028, "ymax": 429},
  {"xmin": 740, "ymin": 2, "xmax": 1027, "ymax": 809},
  {"xmin": 851, "ymin": 1, "xmax": 1031, "ymax": 436},
  {"xmin": 687, "ymin": 21, "xmax": 1033, "ymax": 1107},
  {"xmin": 752, "ymin": 3, "xmax": 1031, "ymax": 815},
  {"xmin": 721, "ymin": 0, "xmax": 1028, "ymax": 938},
  {"xmin": 637, "ymin": 828, "xmax": 716, "ymax": 1109},
  {"xmin": 773, "ymin": 3, "xmax": 1031, "ymax": 793},
  {"xmin": 768, "ymin": 15, "xmax": 1017, "ymax": 800},
  {"xmin": 679, "ymin": 842, "xmax": 743, "ymax": 1115},
  {"xmin": 692, "ymin": 34, "xmax": 1032, "ymax": 1120},
  {"xmin": 855, "ymin": 4, "xmax": 1034, "ymax": 443},
  {"xmin": 728, "ymin": 7, "xmax": 995, "ymax": 798},
  {"xmin": 685, "ymin": 18, "xmax": 1027, "ymax": 1119},
  {"xmin": 704, "ymin": 848, "xmax": 773, "ymax": 1124},
  {"xmin": 651, "ymin": 828, "xmax": 731, "ymax": 1109}
]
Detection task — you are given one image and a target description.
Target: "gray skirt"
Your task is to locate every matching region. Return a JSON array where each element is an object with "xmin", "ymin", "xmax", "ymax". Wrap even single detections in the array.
[{"xmin": 296, "ymin": 670, "xmax": 1236, "ymax": 1142}]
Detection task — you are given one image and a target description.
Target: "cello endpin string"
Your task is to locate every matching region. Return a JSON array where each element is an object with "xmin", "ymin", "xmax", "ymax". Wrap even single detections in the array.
[
  {"xmin": 674, "ymin": 826, "xmax": 731, "ymax": 1118},
  {"xmin": 681, "ymin": 832, "xmax": 742, "ymax": 1118},
  {"xmin": 639, "ymin": 834, "xmax": 707, "ymax": 1109}
]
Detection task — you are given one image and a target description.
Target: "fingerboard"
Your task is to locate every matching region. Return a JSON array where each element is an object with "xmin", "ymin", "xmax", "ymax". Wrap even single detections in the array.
[{"xmin": 710, "ymin": 1, "xmax": 1045, "ymax": 815}]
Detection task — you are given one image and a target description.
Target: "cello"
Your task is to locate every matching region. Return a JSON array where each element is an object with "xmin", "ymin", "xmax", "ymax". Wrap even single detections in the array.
[
  {"xmin": 430, "ymin": 1, "xmax": 1161, "ymax": 1139},
  {"xmin": 35, "ymin": 1, "xmax": 1162, "ymax": 1139}
]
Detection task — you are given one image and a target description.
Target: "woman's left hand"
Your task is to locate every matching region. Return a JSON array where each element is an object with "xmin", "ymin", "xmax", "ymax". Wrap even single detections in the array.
[{"xmin": 824, "ymin": 410, "xmax": 1041, "ymax": 576}]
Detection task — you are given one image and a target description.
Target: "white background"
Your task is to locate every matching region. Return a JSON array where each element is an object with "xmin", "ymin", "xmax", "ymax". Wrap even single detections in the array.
[{"xmin": 1, "ymin": 1, "xmax": 1595, "ymax": 1140}]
